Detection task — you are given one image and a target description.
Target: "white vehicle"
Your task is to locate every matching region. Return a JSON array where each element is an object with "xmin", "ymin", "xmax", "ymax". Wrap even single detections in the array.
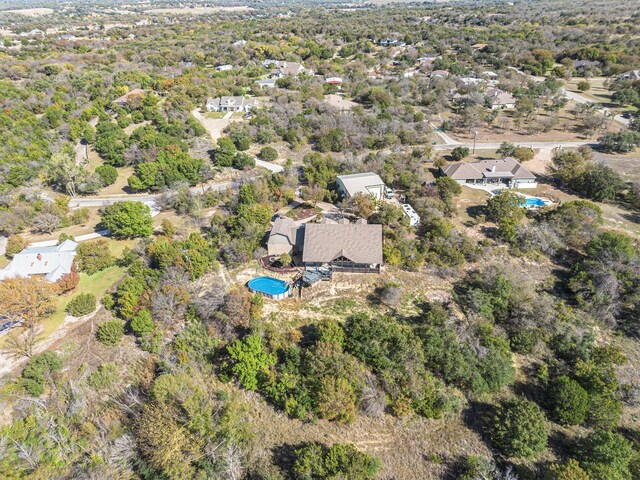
[
  {"xmin": 401, "ymin": 203, "xmax": 420, "ymax": 227},
  {"xmin": 385, "ymin": 187, "xmax": 394, "ymax": 199}
]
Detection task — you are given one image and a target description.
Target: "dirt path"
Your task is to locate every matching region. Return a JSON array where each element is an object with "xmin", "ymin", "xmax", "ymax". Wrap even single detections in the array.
[
  {"xmin": 191, "ymin": 108, "xmax": 237, "ymax": 143},
  {"xmin": 0, "ymin": 308, "xmax": 102, "ymax": 378},
  {"xmin": 244, "ymin": 391, "xmax": 492, "ymax": 479}
]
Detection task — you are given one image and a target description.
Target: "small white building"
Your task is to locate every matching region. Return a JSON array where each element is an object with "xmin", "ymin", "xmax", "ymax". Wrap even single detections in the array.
[
  {"xmin": 206, "ymin": 96, "xmax": 258, "ymax": 113},
  {"xmin": 215, "ymin": 64, "xmax": 233, "ymax": 72},
  {"xmin": 336, "ymin": 172, "xmax": 386, "ymax": 201},
  {"xmin": 401, "ymin": 204, "xmax": 420, "ymax": 227},
  {"xmin": 0, "ymin": 240, "xmax": 78, "ymax": 283},
  {"xmin": 325, "ymin": 76, "xmax": 343, "ymax": 85}
]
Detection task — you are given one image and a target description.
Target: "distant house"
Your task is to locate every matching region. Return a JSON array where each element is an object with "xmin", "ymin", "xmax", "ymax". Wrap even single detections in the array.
[
  {"xmin": 233, "ymin": 40, "xmax": 247, "ymax": 47},
  {"xmin": 440, "ymin": 157, "xmax": 537, "ymax": 189},
  {"xmin": 0, "ymin": 240, "xmax": 78, "ymax": 283},
  {"xmin": 486, "ymin": 88, "xmax": 516, "ymax": 109},
  {"xmin": 206, "ymin": 96, "xmax": 258, "ymax": 113},
  {"xmin": 573, "ymin": 59, "xmax": 601, "ymax": 70},
  {"xmin": 216, "ymin": 64, "xmax": 233, "ymax": 72},
  {"xmin": 471, "ymin": 43, "xmax": 488, "ymax": 51},
  {"xmin": 325, "ymin": 76, "xmax": 343, "ymax": 85},
  {"xmin": 55, "ymin": 33, "xmax": 76, "ymax": 41},
  {"xmin": 302, "ymin": 224, "xmax": 383, "ymax": 273},
  {"xmin": 264, "ymin": 60, "xmax": 313, "ymax": 78},
  {"xmin": 619, "ymin": 69, "xmax": 640, "ymax": 81},
  {"xmin": 336, "ymin": 172, "xmax": 386, "ymax": 200},
  {"xmin": 255, "ymin": 79, "xmax": 276, "ymax": 88},
  {"xmin": 113, "ymin": 89, "xmax": 146, "ymax": 108},
  {"xmin": 430, "ymin": 70, "xmax": 449, "ymax": 78},
  {"xmin": 379, "ymin": 38, "xmax": 406, "ymax": 47},
  {"xmin": 267, "ymin": 216, "xmax": 303, "ymax": 256}
]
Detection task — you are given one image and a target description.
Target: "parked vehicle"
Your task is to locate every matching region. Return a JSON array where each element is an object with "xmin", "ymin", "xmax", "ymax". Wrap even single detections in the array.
[{"xmin": 385, "ymin": 187, "xmax": 394, "ymax": 199}]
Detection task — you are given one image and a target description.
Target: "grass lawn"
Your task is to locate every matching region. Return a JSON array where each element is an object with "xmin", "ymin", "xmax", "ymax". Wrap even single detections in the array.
[
  {"xmin": 285, "ymin": 204, "xmax": 321, "ymax": 221},
  {"xmin": 0, "ymin": 238, "xmax": 133, "ymax": 348},
  {"xmin": 39, "ymin": 265, "xmax": 126, "ymax": 339},
  {"xmin": 204, "ymin": 111, "xmax": 226, "ymax": 119}
]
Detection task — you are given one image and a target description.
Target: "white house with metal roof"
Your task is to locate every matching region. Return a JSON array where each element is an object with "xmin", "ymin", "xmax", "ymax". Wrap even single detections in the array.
[
  {"xmin": 336, "ymin": 172, "xmax": 386, "ymax": 200},
  {"xmin": 0, "ymin": 240, "xmax": 78, "ymax": 283}
]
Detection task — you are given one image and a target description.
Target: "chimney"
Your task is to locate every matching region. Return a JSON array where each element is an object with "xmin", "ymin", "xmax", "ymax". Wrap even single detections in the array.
[
  {"xmin": 491, "ymin": 165, "xmax": 496, "ymax": 173},
  {"xmin": 37, "ymin": 253, "xmax": 42, "ymax": 261}
]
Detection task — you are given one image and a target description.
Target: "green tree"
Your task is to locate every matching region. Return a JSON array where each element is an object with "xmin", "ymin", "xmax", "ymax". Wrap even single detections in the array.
[
  {"xmin": 95, "ymin": 164, "xmax": 118, "ymax": 186},
  {"xmin": 451, "ymin": 146, "xmax": 470, "ymax": 160},
  {"xmin": 490, "ymin": 397, "xmax": 548, "ymax": 458},
  {"xmin": 76, "ymin": 238, "xmax": 115, "ymax": 274},
  {"xmin": 258, "ymin": 146, "xmax": 278, "ymax": 161},
  {"xmin": 21, "ymin": 352, "xmax": 63, "ymax": 397},
  {"xmin": 293, "ymin": 443, "xmax": 381, "ymax": 480},
  {"xmin": 577, "ymin": 431, "xmax": 633, "ymax": 480},
  {"xmin": 100, "ymin": 201, "xmax": 154, "ymax": 238},
  {"xmin": 546, "ymin": 459, "xmax": 590, "ymax": 480},
  {"xmin": 226, "ymin": 334, "xmax": 276, "ymax": 391},
  {"xmin": 547, "ymin": 376, "xmax": 589, "ymax": 426},
  {"xmin": 486, "ymin": 192, "xmax": 524, "ymax": 223}
]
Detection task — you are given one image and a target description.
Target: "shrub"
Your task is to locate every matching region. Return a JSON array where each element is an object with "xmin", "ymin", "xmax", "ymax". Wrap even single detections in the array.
[
  {"xmin": 547, "ymin": 376, "xmax": 589, "ymax": 426},
  {"xmin": 586, "ymin": 394, "xmax": 622, "ymax": 430},
  {"xmin": 21, "ymin": 352, "xmax": 63, "ymax": 397},
  {"xmin": 491, "ymin": 397, "xmax": 548, "ymax": 458},
  {"xmin": 513, "ymin": 146, "xmax": 534, "ymax": 162},
  {"xmin": 451, "ymin": 146, "xmax": 470, "ymax": 160},
  {"xmin": 546, "ymin": 459, "xmax": 590, "ymax": 480},
  {"xmin": 293, "ymin": 443, "xmax": 381, "ymax": 480},
  {"xmin": 577, "ymin": 430, "xmax": 633, "ymax": 480},
  {"xmin": 57, "ymin": 263, "xmax": 80, "ymax": 293},
  {"xmin": 95, "ymin": 164, "xmax": 118, "ymax": 186},
  {"xmin": 258, "ymin": 146, "xmax": 278, "ymax": 161},
  {"xmin": 5, "ymin": 235, "xmax": 27, "ymax": 258},
  {"xmin": 131, "ymin": 309, "xmax": 154, "ymax": 336},
  {"xmin": 66, "ymin": 293, "xmax": 97, "ymax": 317},
  {"xmin": 97, "ymin": 320, "xmax": 125, "ymax": 346},
  {"xmin": 233, "ymin": 152, "xmax": 255, "ymax": 170}
]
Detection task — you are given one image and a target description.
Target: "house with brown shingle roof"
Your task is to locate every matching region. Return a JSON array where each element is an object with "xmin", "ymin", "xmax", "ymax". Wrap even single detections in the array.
[
  {"xmin": 267, "ymin": 216, "xmax": 303, "ymax": 256},
  {"xmin": 440, "ymin": 157, "xmax": 536, "ymax": 189},
  {"xmin": 302, "ymin": 223, "xmax": 383, "ymax": 273}
]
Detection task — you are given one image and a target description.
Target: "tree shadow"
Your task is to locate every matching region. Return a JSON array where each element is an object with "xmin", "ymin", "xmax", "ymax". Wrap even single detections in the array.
[
  {"xmin": 466, "ymin": 204, "xmax": 486, "ymax": 220},
  {"xmin": 271, "ymin": 443, "xmax": 305, "ymax": 480},
  {"xmin": 621, "ymin": 212, "xmax": 640, "ymax": 225},
  {"xmin": 461, "ymin": 400, "xmax": 498, "ymax": 447},
  {"xmin": 547, "ymin": 429, "xmax": 576, "ymax": 459}
]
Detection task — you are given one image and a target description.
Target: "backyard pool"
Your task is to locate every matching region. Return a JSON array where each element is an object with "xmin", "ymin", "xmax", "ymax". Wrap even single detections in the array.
[
  {"xmin": 247, "ymin": 276, "xmax": 291, "ymax": 300},
  {"xmin": 522, "ymin": 197, "xmax": 547, "ymax": 207}
]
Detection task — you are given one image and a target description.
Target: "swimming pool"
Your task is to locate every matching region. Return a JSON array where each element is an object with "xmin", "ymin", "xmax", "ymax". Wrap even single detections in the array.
[
  {"xmin": 247, "ymin": 276, "xmax": 291, "ymax": 300},
  {"xmin": 522, "ymin": 197, "xmax": 546, "ymax": 207}
]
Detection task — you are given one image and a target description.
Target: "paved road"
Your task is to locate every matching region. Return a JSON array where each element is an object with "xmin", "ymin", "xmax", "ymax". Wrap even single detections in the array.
[
  {"xmin": 70, "ymin": 179, "xmax": 241, "ymax": 208},
  {"xmin": 434, "ymin": 140, "xmax": 596, "ymax": 151},
  {"xmin": 562, "ymin": 88, "xmax": 630, "ymax": 127},
  {"xmin": 255, "ymin": 158, "xmax": 284, "ymax": 173}
]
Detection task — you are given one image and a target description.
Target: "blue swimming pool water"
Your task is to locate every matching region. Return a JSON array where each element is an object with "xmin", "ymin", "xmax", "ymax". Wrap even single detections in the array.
[
  {"xmin": 248, "ymin": 276, "xmax": 290, "ymax": 295},
  {"xmin": 523, "ymin": 198, "xmax": 546, "ymax": 207}
]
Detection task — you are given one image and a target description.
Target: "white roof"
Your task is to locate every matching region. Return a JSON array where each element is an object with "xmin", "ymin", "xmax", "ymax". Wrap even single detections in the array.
[
  {"xmin": 337, "ymin": 172, "xmax": 385, "ymax": 197},
  {"xmin": 0, "ymin": 240, "xmax": 78, "ymax": 283}
]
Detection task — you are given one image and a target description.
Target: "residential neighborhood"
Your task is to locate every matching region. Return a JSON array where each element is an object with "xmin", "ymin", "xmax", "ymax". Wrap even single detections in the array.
[{"xmin": 1, "ymin": 0, "xmax": 640, "ymax": 478}]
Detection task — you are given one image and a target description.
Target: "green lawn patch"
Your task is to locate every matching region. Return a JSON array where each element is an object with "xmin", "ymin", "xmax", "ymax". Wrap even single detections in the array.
[{"xmin": 285, "ymin": 204, "xmax": 322, "ymax": 221}]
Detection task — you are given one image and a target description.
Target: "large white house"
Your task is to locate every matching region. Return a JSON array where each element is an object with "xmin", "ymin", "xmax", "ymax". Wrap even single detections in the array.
[
  {"xmin": 336, "ymin": 172, "xmax": 386, "ymax": 200},
  {"xmin": 440, "ymin": 157, "xmax": 537, "ymax": 189},
  {"xmin": 206, "ymin": 96, "xmax": 258, "ymax": 113},
  {"xmin": 0, "ymin": 240, "xmax": 78, "ymax": 283}
]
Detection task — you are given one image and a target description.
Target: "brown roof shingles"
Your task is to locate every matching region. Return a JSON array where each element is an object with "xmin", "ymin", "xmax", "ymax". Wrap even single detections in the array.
[{"xmin": 302, "ymin": 224, "xmax": 383, "ymax": 265}]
